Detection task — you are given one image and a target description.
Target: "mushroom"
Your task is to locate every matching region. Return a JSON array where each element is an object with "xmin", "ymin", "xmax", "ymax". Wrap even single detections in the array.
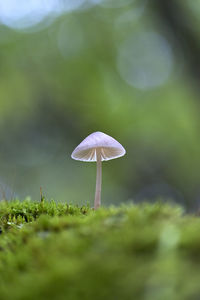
[{"xmin": 71, "ymin": 131, "xmax": 126, "ymax": 209}]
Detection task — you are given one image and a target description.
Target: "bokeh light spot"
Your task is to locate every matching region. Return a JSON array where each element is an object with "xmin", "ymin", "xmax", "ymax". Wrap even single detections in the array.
[
  {"xmin": 0, "ymin": 0, "xmax": 86, "ymax": 30},
  {"xmin": 117, "ymin": 31, "xmax": 174, "ymax": 90},
  {"xmin": 57, "ymin": 19, "xmax": 86, "ymax": 59},
  {"xmin": 115, "ymin": 3, "xmax": 146, "ymax": 27}
]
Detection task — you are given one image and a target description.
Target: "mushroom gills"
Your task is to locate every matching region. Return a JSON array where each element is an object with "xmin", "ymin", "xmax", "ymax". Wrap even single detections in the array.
[
  {"xmin": 101, "ymin": 147, "xmax": 124, "ymax": 160},
  {"xmin": 72, "ymin": 147, "xmax": 124, "ymax": 162}
]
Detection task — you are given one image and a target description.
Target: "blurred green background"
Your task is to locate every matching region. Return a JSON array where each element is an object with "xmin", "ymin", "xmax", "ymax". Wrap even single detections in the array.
[{"xmin": 0, "ymin": 0, "xmax": 200, "ymax": 209}]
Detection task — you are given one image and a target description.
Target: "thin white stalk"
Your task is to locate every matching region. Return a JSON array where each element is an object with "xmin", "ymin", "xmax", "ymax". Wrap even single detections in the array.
[{"xmin": 94, "ymin": 148, "xmax": 102, "ymax": 210}]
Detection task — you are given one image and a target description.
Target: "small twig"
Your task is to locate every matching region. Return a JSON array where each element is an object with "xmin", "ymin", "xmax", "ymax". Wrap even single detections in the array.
[{"xmin": 40, "ymin": 187, "xmax": 45, "ymax": 203}]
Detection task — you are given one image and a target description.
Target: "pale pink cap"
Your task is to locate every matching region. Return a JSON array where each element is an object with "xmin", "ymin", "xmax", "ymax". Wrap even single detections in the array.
[{"xmin": 71, "ymin": 131, "xmax": 126, "ymax": 162}]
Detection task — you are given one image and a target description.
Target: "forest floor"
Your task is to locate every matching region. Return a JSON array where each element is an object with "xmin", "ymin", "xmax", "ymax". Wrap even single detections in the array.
[{"xmin": 0, "ymin": 199, "xmax": 200, "ymax": 300}]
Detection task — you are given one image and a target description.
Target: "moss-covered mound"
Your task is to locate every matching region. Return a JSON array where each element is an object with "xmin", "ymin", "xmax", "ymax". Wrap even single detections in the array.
[{"xmin": 0, "ymin": 199, "xmax": 200, "ymax": 300}]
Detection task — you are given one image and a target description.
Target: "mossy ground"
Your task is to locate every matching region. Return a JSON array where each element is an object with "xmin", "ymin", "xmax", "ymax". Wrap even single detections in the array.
[{"xmin": 0, "ymin": 199, "xmax": 200, "ymax": 300}]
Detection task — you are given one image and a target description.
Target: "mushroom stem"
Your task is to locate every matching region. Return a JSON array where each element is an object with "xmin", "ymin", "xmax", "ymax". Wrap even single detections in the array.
[{"xmin": 94, "ymin": 148, "xmax": 102, "ymax": 210}]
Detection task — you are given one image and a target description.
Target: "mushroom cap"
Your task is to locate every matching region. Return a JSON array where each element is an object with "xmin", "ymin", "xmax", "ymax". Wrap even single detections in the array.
[{"xmin": 71, "ymin": 131, "xmax": 126, "ymax": 162}]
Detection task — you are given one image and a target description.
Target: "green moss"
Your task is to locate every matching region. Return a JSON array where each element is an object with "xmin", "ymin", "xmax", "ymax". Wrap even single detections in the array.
[{"xmin": 0, "ymin": 199, "xmax": 199, "ymax": 299}]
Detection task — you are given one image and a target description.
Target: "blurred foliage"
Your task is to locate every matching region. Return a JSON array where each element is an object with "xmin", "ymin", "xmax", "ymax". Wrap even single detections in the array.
[
  {"xmin": 0, "ymin": 1, "xmax": 200, "ymax": 208},
  {"xmin": 2, "ymin": 199, "xmax": 200, "ymax": 299}
]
